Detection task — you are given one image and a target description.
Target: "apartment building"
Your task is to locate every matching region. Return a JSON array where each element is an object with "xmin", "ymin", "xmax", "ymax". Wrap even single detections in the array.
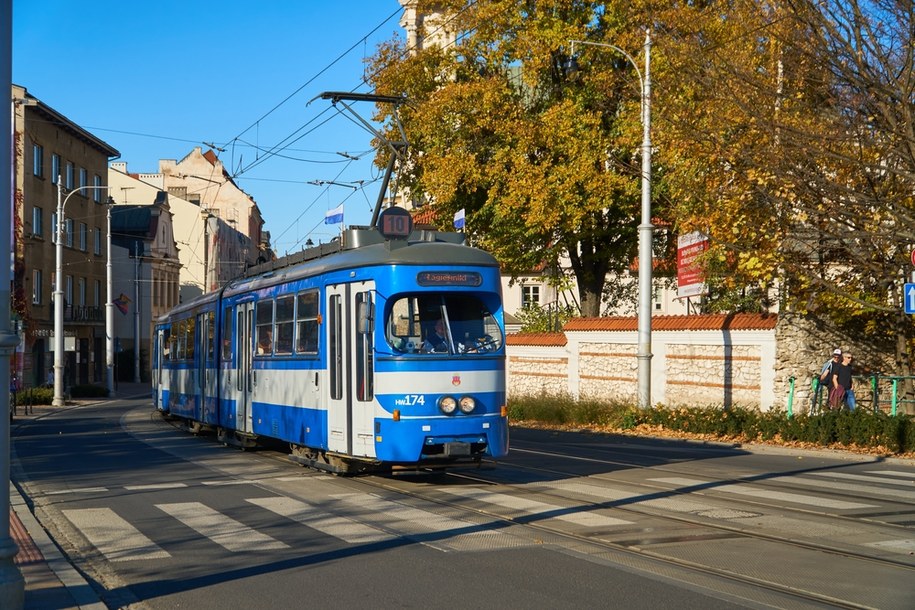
[{"xmin": 12, "ymin": 84, "xmax": 119, "ymax": 388}]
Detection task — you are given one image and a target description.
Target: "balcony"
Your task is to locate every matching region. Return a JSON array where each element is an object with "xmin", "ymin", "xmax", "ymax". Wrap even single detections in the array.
[{"xmin": 32, "ymin": 303, "xmax": 105, "ymax": 324}]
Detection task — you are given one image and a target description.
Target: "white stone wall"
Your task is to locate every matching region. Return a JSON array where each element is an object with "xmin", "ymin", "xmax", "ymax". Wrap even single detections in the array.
[
  {"xmin": 577, "ymin": 342, "xmax": 638, "ymax": 401},
  {"xmin": 507, "ymin": 326, "xmax": 778, "ymax": 410},
  {"xmin": 506, "ymin": 345, "xmax": 569, "ymax": 397}
]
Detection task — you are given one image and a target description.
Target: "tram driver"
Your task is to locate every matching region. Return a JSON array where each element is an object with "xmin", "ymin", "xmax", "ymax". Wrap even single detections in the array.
[{"xmin": 422, "ymin": 318, "xmax": 449, "ymax": 353}]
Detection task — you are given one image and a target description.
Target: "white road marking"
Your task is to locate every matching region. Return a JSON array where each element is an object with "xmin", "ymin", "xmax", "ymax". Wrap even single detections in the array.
[
  {"xmin": 62, "ymin": 508, "xmax": 170, "ymax": 561},
  {"xmin": 156, "ymin": 502, "xmax": 288, "ymax": 551},
  {"xmin": 246, "ymin": 496, "xmax": 393, "ymax": 544},
  {"xmin": 649, "ymin": 477, "xmax": 876, "ymax": 510},
  {"xmin": 124, "ymin": 483, "xmax": 187, "ymax": 491},
  {"xmin": 810, "ymin": 471, "xmax": 915, "ymax": 486},
  {"xmin": 438, "ymin": 487, "xmax": 632, "ymax": 527},
  {"xmin": 47, "ymin": 487, "xmax": 107, "ymax": 495},
  {"xmin": 778, "ymin": 475, "xmax": 915, "ymax": 502}
]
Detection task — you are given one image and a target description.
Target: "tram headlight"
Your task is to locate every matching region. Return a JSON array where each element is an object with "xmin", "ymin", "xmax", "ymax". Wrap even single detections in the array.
[
  {"xmin": 438, "ymin": 396, "xmax": 458, "ymax": 415},
  {"xmin": 458, "ymin": 396, "xmax": 476, "ymax": 414}
]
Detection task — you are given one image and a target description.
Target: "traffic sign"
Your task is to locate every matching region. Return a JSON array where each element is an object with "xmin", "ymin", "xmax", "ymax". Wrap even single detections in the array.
[{"xmin": 906, "ymin": 283, "xmax": 915, "ymax": 314}]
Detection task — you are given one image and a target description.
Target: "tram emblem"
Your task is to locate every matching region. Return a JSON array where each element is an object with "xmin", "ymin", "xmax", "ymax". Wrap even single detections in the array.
[{"xmin": 452, "ymin": 375, "xmax": 461, "ymax": 386}]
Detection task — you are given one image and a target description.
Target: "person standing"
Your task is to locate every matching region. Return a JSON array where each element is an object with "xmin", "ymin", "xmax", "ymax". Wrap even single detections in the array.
[
  {"xmin": 832, "ymin": 352, "xmax": 856, "ymax": 411},
  {"xmin": 813, "ymin": 348, "xmax": 842, "ymax": 410}
]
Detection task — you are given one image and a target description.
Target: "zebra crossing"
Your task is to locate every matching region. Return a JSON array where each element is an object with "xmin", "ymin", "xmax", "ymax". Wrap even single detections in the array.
[{"xmin": 54, "ymin": 467, "xmax": 915, "ymax": 563}]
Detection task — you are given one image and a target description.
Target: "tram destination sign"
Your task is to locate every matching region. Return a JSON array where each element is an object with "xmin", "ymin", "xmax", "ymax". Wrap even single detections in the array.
[{"xmin": 417, "ymin": 271, "xmax": 483, "ymax": 287}]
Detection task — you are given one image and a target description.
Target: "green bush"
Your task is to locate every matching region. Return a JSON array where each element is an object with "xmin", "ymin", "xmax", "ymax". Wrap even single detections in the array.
[
  {"xmin": 508, "ymin": 394, "xmax": 915, "ymax": 454},
  {"xmin": 15, "ymin": 387, "xmax": 54, "ymax": 405}
]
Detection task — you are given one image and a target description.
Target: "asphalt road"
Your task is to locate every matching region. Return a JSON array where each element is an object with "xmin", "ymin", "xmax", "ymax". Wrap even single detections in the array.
[{"xmin": 12, "ymin": 396, "xmax": 915, "ymax": 609}]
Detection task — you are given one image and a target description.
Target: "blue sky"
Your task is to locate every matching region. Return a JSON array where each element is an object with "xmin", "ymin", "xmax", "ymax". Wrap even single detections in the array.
[{"xmin": 13, "ymin": 1, "xmax": 406, "ymax": 253}]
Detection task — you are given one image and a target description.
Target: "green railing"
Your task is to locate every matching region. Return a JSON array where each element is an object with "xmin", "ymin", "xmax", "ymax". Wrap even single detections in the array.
[{"xmin": 801, "ymin": 375, "xmax": 915, "ymax": 416}]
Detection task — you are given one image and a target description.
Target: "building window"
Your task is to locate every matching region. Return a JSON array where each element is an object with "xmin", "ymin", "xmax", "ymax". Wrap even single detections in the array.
[
  {"xmin": 94, "ymin": 228, "xmax": 101, "ymax": 255},
  {"xmin": 521, "ymin": 285, "xmax": 540, "ymax": 309},
  {"xmin": 32, "ymin": 144, "xmax": 43, "ymax": 177},
  {"xmin": 32, "ymin": 207, "xmax": 43, "ymax": 237},
  {"xmin": 51, "ymin": 154, "xmax": 60, "ymax": 184},
  {"xmin": 65, "ymin": 275, "xmax": 73, "ymax": 307},
  {"xmin": 79, "ymin": 167, "xmax": 87, "ymax": 189},
  {"xmin": 65, "ymin": 218, "xmax": 73, "ymax": 247},
  {"xmin": 79, "ymin": 223, "xmax": 88, "ymax": 251},
  {"xmin": 93, "ymin": 175, "xmax": 103, "ymax": 202},
  {"xmin": 65, "ymin": 162, "xmax": 74, "ymax": 189},
  {"xmin": 78, "ymin": 277, "xmax": 86, "ymax": 307},
  {"xmin": 94, "ymin": 279, "xmax": 101, "ymax": 307},
  {"xmin": 32, "ymin": 270, "xmax": 42, "ymax": 304}
]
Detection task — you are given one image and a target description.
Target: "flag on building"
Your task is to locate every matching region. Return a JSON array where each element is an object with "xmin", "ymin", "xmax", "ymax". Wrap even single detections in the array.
[
  {"xmin": 324, "ymin": 204, "xmax": 344, "ymax": 225},
  {"xmin": 114, "ymin": 293, "xmax": 131, "ymax": 315},
  {"xmin": 453, "ymin": 208, "xmax": 465, "ymax": 230}
]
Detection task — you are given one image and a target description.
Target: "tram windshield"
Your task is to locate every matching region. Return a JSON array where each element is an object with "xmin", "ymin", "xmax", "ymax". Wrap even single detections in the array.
[{"xmin": 386, "ymin": 294, "xmax": 503, "ymax": 355}]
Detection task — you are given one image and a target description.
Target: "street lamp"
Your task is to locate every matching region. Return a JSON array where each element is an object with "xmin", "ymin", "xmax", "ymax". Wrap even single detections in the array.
[
  {"xmin": 54, "ymin": 178, "xmax": 111, "ymax": 405},
  {"xmin": 569, "ymin": 30, "xmax": 653, "ymax": 409}
]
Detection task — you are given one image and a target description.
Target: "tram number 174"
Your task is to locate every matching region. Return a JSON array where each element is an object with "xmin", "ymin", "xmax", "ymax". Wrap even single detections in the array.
[{"xmin": 395, "ymin": 394, "xmax": 426, "ymax": 407}]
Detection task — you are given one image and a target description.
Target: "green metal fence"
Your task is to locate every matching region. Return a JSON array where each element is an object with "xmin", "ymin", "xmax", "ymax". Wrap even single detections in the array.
[{"xmin": 801, "ymin": 375, "xmax": 915, "ymax": 416}]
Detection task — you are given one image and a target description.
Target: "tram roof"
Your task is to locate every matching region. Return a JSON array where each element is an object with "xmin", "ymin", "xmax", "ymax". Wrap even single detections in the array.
[
  {"xmin": 225, "ymin": 228, "xmax": 498, "ymax": 296},
  {"xmin": 157, "ymin": 228, "xmax": 499, "ymax": 321}
]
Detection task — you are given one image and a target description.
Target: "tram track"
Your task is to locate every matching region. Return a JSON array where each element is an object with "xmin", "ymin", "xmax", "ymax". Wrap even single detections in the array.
[
  {"xmin": 156, "ymin": 412, "xmax": 915, "ymax": 608},
  {"xmin": 345, "ymin": 468, "xmax": 882, "ymax": 609}
]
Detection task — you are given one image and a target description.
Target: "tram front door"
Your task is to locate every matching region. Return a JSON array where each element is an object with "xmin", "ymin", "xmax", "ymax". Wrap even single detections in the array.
[{"xmin": 325, "ymin": 281, "xmax": 375, "ymax": 458}]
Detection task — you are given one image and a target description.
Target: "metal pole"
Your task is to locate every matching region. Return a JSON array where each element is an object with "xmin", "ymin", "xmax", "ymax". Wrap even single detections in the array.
[
  {"xmin": 1, "ymin": 0, "xmax": 26, "ymax": 602},
  {"xmin": 569, "ymin": 34, "xmax": 654, "ymax": 408},
  {"xmin": 55, "ymin": 183, "xmax": 110, "ymax": 406},
  {"xmin": 53, "ymin": 178, "xmax": 65, "ymax": 406},
  {"xmin": 636, "ymin": 29, "xmax": 654, "ymax": 409},
  {"xmin": 134, "ymin": 244, "xmax": 141, "ymax": 383},
  {"xmin": 106, "ymin": 204, "xmax": 114, "ymax": 396}
]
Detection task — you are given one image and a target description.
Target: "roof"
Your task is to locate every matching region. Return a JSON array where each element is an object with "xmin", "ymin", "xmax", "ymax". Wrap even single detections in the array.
[
  {"xmin": 564, "ymin": 313, "xmax": 777, "ymax": 332},
  {"xmin": 14, "ymin": 85, "xmax": 120, "ymax": 158},
  {"xmin": 506, "ymin": 332, "xmax": 567, "ymax": 347}
]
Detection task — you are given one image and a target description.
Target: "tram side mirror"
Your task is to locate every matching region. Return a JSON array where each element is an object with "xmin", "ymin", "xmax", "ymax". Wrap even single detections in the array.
[{"xmin": 357, "ymin": 300, "xmax": 374, "ymax": 335}]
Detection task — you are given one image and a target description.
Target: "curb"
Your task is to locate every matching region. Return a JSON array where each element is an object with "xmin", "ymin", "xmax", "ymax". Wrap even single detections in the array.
[{"xmin": 10, "ymin": 486, "xmax": 106, "ymax": 610}]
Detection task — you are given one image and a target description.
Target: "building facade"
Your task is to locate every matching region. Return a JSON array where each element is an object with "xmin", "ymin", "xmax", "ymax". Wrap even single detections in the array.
[
  {"xmin": 153, "ymin": 147, "xmax": 271, "ymax": 270},
  {"xmin": 110, "ymin": 162, "xmax": 251, "ymax": 302},
  {"xmin": 12, "ymin": 84, "xmax": 119, "ymax": 389},
  {"xmin": 109, "ymin": 202, "xmax": 181, "ymax": 382}
]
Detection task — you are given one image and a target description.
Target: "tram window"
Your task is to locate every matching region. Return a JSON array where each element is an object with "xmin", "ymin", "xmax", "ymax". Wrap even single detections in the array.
[
  {"xmin": 176, "ymin": 320, "xmax": 186, "ymax": 360},
  {"xmin": 207, "ymin": 311, "xmax": 215, "ymax": 359},
  {"xmin": 221, "ymin": 308, "xmax": 232, "ymax": 361},
  {"xmin": 386, "ymin": 294, "xmax": 503, "ymax": 355},
  {"xmin": 355, "ymin": 291, "xmax": 374, "ymax": 401},
  {"xmin": 163, "ymin": 328, "xmax": 171, "ymax": 362},
  {"xmin": 186, "ymin": 316, "xmax": 196, "ymax": 360},
  {"xmin": 255, "ymin": 300, "xmax": 274, "ymax": 356},
  {"xmin": 295, "ymin": 290, "xmax": 319, "ymax": 354},
  {"xmin": 275, "ymin": 295, "xmax": 294, "ymax": 355}
]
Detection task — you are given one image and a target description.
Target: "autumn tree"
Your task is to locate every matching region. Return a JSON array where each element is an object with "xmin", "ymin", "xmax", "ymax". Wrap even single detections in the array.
[
  {"xmin": 656, "ymin": 0, "xmax": 915, "ymax": 376},
  {"xmin": 369, "ymin": 0, "xmax": 667, "ymax": 316}
]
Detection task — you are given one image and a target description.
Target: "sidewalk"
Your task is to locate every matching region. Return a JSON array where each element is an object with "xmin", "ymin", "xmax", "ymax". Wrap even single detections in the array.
[{"xmin": 9, "ymin": 382, "xmax": 150, "ymax": 610}]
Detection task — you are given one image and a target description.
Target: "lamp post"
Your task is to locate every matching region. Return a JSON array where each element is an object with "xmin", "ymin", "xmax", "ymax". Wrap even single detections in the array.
[
  {"xmin": 106, "ymin": 200, "xmax": 117, "ymax": 397},
  {"xmin": 570, "ymin": 30, "xmax": 653, "ymax": 409},
  {"xmin": 54, "ymin": 179, "xmax": 111, "ymax": 406}
]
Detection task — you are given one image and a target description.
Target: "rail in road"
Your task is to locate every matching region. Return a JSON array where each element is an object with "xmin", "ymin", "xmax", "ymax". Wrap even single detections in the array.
[{"xmin": 14, "ymin": 402, "xmax": 915, "ymax": 609}]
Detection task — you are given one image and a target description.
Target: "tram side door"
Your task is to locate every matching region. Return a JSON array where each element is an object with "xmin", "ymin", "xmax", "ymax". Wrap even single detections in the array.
[
  {"xmin": 229, "ymin": 302, "xmax": 255, "ymax": 435},
  {"xmin": 326, "ymin": 281, "xmax": 376, "ymax": 458},
  {"xmin": 154, "ymin": 328, "xmax": 164, "ymax": 410}
]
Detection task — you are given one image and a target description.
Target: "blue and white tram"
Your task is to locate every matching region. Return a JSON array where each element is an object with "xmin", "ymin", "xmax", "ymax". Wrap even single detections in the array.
[{"xmin": 152, "ymin": 217, "xmax": 509, "ymax": 473}]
